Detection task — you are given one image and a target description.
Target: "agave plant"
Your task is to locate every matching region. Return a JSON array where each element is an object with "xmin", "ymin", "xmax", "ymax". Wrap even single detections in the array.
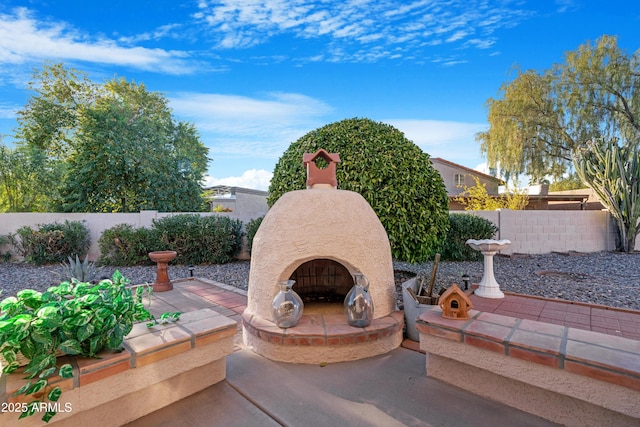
[{"xmin": 56, "ymin": 254, "xmax": 101, "ymax": 283}]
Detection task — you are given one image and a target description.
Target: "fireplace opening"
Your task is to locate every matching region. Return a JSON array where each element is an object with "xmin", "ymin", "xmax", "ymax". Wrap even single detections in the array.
[{"xmin": 288, "ymin": 259, "xmax": 353, "ymax": 313}]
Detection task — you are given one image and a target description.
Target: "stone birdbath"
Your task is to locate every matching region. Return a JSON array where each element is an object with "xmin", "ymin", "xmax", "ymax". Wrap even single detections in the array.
[
  {"xmin": 148, "ymin": 250, "xmax": 177, "ymax": 292},
  {"xmin": 465, "ymin": 239, "xmax": 511, "ymax": 299}
]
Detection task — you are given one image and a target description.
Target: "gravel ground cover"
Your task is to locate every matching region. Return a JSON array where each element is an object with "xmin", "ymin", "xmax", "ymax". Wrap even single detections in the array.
[{"xmin": 1, "ymin": 251, "xmax": 638, "ymax": 311}]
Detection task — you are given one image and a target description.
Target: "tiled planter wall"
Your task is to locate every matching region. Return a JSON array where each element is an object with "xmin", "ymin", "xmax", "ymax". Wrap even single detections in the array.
[
  {"xmin": 416, "ymin": 307, "xmax": 640, "ymax": 426},
  {"xmin": 0, "ymin": 309, "xmax": 236, "ymax": 427}
]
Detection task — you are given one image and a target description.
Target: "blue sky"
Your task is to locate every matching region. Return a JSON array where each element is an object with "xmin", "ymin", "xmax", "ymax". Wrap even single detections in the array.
[{"xmin": 0, "ymin": 1, "xmax": 638, "ymax": 190}]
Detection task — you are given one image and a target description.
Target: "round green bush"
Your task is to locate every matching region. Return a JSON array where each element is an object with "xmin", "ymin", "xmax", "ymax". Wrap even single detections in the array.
[
  {"xmin": 268, "ymin": 118, "xmax": 449, "ymax": 263},
  {"xmin": 440, "ymin": 213, "xmax": 499, "ymax": 261},
  {"xmin": 245, "ymin": 216, "xmax": 264, "ymax": 255}
]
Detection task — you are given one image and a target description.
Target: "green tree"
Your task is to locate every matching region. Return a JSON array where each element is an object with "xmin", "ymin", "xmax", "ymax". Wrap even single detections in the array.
[
  {"xmin": 0, "ymin": 143, "xmax": 63, "ymax": 212},
  {"xmin": 13, "ymin": 63, "xmax": 209, "ymax": 212},
  {"xmin": 60, "ymin": 79, "xmax": 208, "ymax": 212},
  {"xmin": 16, "ymin": 62, "xmax": 98, "ymax": 161},
  {"xmin": 549, "ymin": 175, "xmax": 585, "ymax": 191},
  {"xmin": 574, "ymin": 138, "xmax": 640, "ymax": 252},
  {"xmin": 268, "ymin": 118, "xmax": 449, "ymax": 263},
  {"xmin": 478, "ymin": 35, "xmax": 640, "ymax": 182}
]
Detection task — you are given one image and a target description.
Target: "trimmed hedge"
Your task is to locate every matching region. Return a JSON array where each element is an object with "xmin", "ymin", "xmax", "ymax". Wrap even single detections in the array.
[
  {"xmin": 245, "ymin": 217, "xmax": 263, "ymax": 254},
  {"xmin": 440, "ymin": 214, "xmax": 499, "ymax": 261},
  {"xmin": 152, "ymin": 214, "xmax": 243, "ymax": 265},
  {"xmin": 268, "ymin": 118, "xmax": 449, "ymax": 263},
  {"xmin": 98, "ymin": 214, "xmax": 243, "ymax": 266},
  {"xmin": 98, "ymin": 224, "xmax": 160, "ymax": 266}
]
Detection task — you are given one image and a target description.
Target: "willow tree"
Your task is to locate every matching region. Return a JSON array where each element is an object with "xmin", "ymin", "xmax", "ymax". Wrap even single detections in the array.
[{"xmin": 478, "ymin": 35, "xmax": 640, "ymax": 182}]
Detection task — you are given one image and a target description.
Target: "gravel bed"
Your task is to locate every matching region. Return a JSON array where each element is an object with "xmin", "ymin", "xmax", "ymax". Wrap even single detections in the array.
[
  {"xmin": 1, "ymin": 252, "xmax": 639, "ymax": 312},
  {"xmin": 395, "ymin": 251, "xmax": 640, "ymax": 311}
]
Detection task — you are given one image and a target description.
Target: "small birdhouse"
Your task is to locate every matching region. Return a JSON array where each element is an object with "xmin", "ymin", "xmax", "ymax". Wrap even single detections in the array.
[
  {"xmin": 439, "ymin": 284, "xmax": 473, "ymax": 320},
  {"xmin": 302, "ymin": 149, "xmax": 340, "ymax": 189}
]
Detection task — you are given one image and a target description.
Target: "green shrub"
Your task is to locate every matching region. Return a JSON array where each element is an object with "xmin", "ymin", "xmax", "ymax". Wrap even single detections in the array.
[
  {"xmin": 9, "ymin": 220, "xmax": 90, "ymax": 265},
  {"xmin": 0, "ymin": 235, "xmax": 11, "ymax": 262},
  {"xmin": 98, "ymin": 224, "xmax": 160, "ymax": 266},
  {"xmin": 268, "ymin": 118, "xmax": 449, "ymax": 263},
  {"xmin": 440, "ymin": 214, "xmax": 499, "ymax": 261},
  {"xmin": 153, "ymin": 214, "xmax": 243, "ymax": 264},
  {"xmin": 245, "ymin": 217, "xmax": 263, "ymax": 254},
  {"xmin": 98, "ymin": 215, "xmax": 244, "ymax": 266}
]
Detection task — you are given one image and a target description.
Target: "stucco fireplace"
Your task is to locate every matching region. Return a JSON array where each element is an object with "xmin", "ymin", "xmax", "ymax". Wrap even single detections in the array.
[{"xmin": 242, "ymin": 150, "xmax": 404, "ymax": 364}]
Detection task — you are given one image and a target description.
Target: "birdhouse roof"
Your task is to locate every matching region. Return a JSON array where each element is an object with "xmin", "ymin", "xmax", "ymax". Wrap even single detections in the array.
[
  {"xmin": 439, "ymin": 284, "xmax": 473, "ymax": 307},
  {"xmin": 302, "ymin": 148, "xmax": 340, "ymax": 164}
]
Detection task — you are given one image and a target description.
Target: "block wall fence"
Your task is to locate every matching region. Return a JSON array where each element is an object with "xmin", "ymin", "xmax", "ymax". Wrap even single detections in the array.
[
  {"xmin": 0, "ymin": 208, "xmax": 631, "ymax": 261},
  {"xmin": 471, "ymin": 209, "xmax": 624, "ymax": 254}
]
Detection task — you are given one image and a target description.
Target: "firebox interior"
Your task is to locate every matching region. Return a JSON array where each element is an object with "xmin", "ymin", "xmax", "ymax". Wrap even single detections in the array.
[{"xmin": 289, "ymin": 259, "xmax": 353, "ymax": 314}]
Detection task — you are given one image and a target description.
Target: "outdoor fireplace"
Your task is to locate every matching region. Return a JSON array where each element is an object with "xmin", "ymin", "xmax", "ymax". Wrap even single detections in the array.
[{"xmin": 242, "ymin": 149, "xmax": 404, "ymax": 364}]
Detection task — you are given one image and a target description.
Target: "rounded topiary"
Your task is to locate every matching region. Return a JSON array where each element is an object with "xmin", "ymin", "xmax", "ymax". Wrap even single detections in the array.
[
  {"xmin": 268, "ymin": 117, "xmax": 449, "ymax": 263},
  {"xmin": 440, "ymin": 213, "xmax": 499, "ymax": 261}
]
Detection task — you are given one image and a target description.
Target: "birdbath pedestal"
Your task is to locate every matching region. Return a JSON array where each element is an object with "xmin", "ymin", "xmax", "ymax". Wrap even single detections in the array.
[
  {"xmin": 465, "ymin": 239, "xmax": 511, "ymax": 299},
  {"xmin": 149, "ymin": 251, "xmax": 177, "ymax": 292}
]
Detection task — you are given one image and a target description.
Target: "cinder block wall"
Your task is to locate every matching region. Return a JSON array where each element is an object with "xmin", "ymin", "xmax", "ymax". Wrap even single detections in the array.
[{"xmin": 466, "ymin": 209, "xmax": 622, "ymax": 254}]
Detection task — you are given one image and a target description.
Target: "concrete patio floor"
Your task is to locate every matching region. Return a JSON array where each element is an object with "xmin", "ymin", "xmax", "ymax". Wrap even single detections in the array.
[{"xmin": 120, "ymin": 277, "xmax": 595, "ymax": 426}]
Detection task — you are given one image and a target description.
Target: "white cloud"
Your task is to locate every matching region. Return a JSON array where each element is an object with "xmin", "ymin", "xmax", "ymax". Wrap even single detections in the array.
[
  {"xmin": 0, "ymin": 104, "xmax": 18, "ymax": 120},
  {"xmin": 386, "ymin": 119, "xmax": 487, "ymax": 164},
  {"xmin": 170, "ymin": 91, "xmax": 333, "ymax": 157},
  {"xmin": 195, "ymin": 0, "xmax": 534, "ymax": 63},
  {"xmin": 474, "ymin": 162, "xmax": 490, "ymax": 174},
  {"xmin": 388, "ymin": 119, "xmax": 486, "ymax": 146},
  {"xmin": 0, "ymin": 8, "xmax": 196, "ymax": 74},
  {"xmin": 203, "ymin": 169, "xmax": 273, "ymax": 191},
  {"xmin": 117, "ymin": 24, "xmax": 184, "ymax": 44}
]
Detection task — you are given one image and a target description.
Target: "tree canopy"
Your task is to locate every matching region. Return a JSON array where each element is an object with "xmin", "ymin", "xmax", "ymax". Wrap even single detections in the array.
[
  {"xmin": 478, "ymin": 35, "xmax": 640, "ymax": 182},
  {"xmin": 268, "ymin": 118, "xmax": 449, "ymax": 263},
  {"xmin": 9, "ymin": 63, "xmax": 209, "ymax": 212}
]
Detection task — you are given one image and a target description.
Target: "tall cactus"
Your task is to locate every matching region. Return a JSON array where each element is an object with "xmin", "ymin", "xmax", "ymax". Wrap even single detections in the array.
[{"xmin": 574, "ymin": 138, "xmax": 640, "ymax": 252}]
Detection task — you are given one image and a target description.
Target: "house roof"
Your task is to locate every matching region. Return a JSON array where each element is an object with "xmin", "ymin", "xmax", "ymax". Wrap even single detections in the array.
[
  {"xmin": 431, "ymin": 157, "xmax": 505, "ymax": 185},
  {"xmin": 204, "ymin": 185, "xmax": 269, "ymax": 197}
]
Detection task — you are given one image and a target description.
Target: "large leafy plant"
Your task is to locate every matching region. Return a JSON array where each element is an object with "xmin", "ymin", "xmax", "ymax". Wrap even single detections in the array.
[{"xmin": 0, "ymin": 272, "xmax": 153, "ymax": 422}]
